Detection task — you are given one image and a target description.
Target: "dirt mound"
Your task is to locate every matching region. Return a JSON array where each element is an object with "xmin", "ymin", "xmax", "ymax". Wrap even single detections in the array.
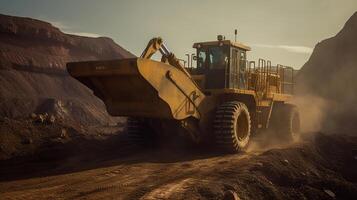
[
  {"xmin": 0, "ymin": 13, "xmax": 135, "ymax": 121},
  {"xmin": 296, "ymin": 12, "xmax": 357, "ymax": 133},
  {"xmin": 0, "ymin": 13, "xmax": 134, "ymax": 159}
]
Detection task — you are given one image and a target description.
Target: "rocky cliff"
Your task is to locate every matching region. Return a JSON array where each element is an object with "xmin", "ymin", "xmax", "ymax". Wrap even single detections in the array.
[{"xmin": 297, "ymin": 12, "xmax": 357, "ymax": 133}]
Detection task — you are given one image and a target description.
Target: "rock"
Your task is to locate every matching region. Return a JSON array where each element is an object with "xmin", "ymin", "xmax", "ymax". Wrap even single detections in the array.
[
  {"xmin": 267, "ymin": 178, "xmax": 274, "ymax": 185},
  {"xmin": 30, "ymin": 113, "xmax": 37, "ymax": 119},
  {"xmin": 323, "ymin": 189, "xmax": 336, "ymax": 198},
  {"xmin": 222, "ymin": 190, "xmax": 240, "ymax": 200},
  {"xmin": 21, "ymin": 138, "xmax": 33, "ymax": 144},
  {"xmin": 37, "ymin": 114, "xmax": 45, "ymax": 123},
  {"xmin": 49, "ymin": 114, "xmax": 56, "ymax": 124},
  {"xmin": 32, "ymin": 112, "xmax": 57, "ymax": 124},
  {"xmin": 60, "ymin": 128, "xmax": 67, "ymax": 138}
]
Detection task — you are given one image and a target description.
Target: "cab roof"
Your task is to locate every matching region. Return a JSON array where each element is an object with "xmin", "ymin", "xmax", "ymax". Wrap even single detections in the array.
[{"xmin": 193, "ymin": 40, "xmax": 251, "ymax": 51}]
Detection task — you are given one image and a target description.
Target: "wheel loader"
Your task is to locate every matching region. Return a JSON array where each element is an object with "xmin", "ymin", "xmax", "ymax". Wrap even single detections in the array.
[{"xmin": 67, "ymin": 35, "xmax": 300, "ymax": 152}]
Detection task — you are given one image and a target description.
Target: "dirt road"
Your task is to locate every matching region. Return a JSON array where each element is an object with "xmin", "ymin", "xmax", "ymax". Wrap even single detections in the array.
[{"xmin": 1, "ymin": 132, "xmax": 357, "ymax": 200}]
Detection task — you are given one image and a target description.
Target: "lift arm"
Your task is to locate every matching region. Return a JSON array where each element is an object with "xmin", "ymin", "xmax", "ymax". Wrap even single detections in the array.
[
  {"xmin": 140, "ymin": 37, "xmax": 164, "ymax": 59},
  {"xmin": 140, "ymin": 37, "xmax": 192, "ymax": 78}
]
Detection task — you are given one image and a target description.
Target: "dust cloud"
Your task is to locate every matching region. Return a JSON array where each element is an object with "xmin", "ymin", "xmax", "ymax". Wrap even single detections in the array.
[
  {"xmin": 246, "ymin": 134, "xmax": 293, "ymax": 153},
  {"xmin": 296, "ymin": 60, "xmax": 357, "ymax": 135},
  {"xmin": 291, "ymin": 95, "xmax": 327, "ymax": 133},
  {"xmin": 294, "ymin": 12, "xmax": 357, "ymax": 135},
  {"xmin": 247, "ymin": 72, "xmax": 357, "ymax": 153}
]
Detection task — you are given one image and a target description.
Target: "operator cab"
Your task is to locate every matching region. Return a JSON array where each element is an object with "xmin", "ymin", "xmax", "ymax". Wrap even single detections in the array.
[{"xmin": 192, "ymin": 35, "xmax": 251, "ymax": 90}]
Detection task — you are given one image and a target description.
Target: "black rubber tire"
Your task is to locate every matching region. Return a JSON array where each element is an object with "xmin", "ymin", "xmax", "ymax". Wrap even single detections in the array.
[
  {"xmin": 126, "ymin": 117, "xmax": 155, "ymax": 147},
  {"xmin": 269, "ymin": 104, "xmax": 300, "ymax": 141},
  {"xmin": 213, "ymin": 101, "xmax": 251, "ymax": 153},
  {"xmin": 280, "ymin": 104, "xmax": 300, "ymax": 141}
]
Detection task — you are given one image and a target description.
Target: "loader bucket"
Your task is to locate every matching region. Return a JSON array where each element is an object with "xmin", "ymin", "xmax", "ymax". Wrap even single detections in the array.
[{"xmin": 67, "ymin": 58, "xmax": 204, "ymax": 120}]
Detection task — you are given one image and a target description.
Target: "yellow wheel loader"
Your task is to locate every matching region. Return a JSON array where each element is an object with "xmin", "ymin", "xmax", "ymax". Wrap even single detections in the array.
[{"xmin": 67, "ymin": 36, "xmax": 300, "ymax": 152}]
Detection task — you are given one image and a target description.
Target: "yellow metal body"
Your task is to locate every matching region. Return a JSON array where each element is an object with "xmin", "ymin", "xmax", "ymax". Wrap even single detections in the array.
[
  {"xmin": 67, "ymin": 37, "xmax": 296, "ymax": 139},
  {"xmin": 67, "ymin": 58, "xmax": 204, "ymax": 120}
]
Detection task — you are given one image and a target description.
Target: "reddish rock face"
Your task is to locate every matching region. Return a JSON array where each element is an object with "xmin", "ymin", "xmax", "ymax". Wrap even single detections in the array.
[{"xmin": 0, "ymin": 13, "xmax": 135, "ymax": 125}]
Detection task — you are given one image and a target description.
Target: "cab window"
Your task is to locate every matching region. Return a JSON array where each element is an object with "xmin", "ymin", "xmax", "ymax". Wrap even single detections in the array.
[{"xmin": 197, "ymin": 46, "xmax": 229, "ymax": 69}]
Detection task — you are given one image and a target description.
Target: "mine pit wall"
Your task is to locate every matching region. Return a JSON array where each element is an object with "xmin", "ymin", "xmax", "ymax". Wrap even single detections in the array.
[{"xmin": 0, "ymin": 13, "xmax": 136, "ymax": 126}]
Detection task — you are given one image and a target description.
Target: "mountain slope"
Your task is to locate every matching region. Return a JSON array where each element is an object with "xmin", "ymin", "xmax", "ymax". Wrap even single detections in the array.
[
  {"xmin": 297, "ymin": 12, "xmax": 357, "ymax": 133},
  {"xmin": 0, "ymin": 13, "xmax": 135, "ymax": 125}
]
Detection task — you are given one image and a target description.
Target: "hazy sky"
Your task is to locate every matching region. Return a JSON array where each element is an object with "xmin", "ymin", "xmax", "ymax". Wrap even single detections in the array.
[{"xmin": 0, "ymin": 0, "xmax": 356, "ymax": 68}]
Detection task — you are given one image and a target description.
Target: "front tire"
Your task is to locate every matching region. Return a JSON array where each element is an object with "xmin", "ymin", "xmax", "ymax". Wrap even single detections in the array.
[{"xmin": 213, "ymin": 101, "xmax": 251, "ymax": 153}]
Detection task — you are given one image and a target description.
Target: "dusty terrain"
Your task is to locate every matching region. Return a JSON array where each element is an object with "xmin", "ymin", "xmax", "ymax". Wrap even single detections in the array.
[
  {"xmin": 0, "ymin": 132, "xmax": 356, "ymax": 200},
  {"xmin": 1, "ymin": 12, "xmax": 357, "ymax": 200}
]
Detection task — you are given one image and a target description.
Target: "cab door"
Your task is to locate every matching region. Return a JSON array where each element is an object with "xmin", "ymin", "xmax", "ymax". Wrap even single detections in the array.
[
  {"xmin": 230, "ymin": 48, "xmax": 239, "ymax": 89},
  {"xmin": 229, "ymin": 48, "xmax": 247, "ymax": 89},
  {"xmin": 238, "ymin": 50, "xmax": 247, "ymax": 89}
]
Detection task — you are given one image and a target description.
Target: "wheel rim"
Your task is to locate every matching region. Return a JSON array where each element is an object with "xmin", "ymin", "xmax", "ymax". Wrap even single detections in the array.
[{"xmin": 236, "ymin": 111, "xmax": 249, "ymax": 141}]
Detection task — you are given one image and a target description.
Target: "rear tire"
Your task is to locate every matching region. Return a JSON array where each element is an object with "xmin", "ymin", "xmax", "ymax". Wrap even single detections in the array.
[
  {"xmin": 269, "ymin": 104, "xmax": 300, "ymax": 141},
  {"xmin": 213, "ymin": 101, "xmax": 251, "ymax": 153},
  {"xmin": 281, "ymin": 104, "xmax": 300, "ymax": 141}
]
